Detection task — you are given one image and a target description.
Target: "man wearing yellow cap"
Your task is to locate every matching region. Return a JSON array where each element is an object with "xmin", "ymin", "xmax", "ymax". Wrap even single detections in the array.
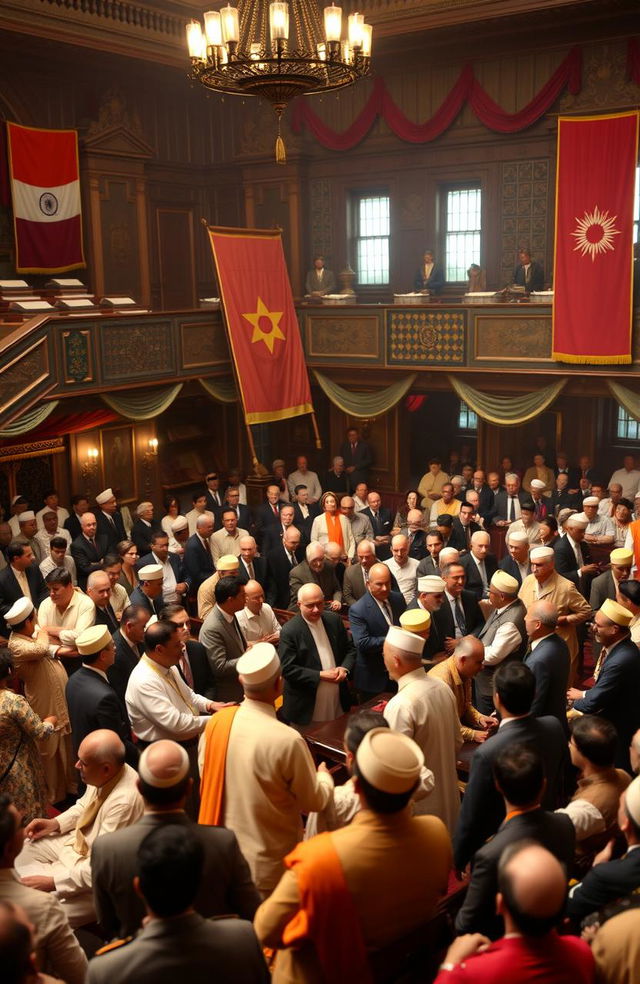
[
  {"xmin": 590, "ymin": 547, "xmax": 633, "ymax": 612},
  {"xmin": 568, "ymin": 599, "xmax": 640, "ymax": 772}
]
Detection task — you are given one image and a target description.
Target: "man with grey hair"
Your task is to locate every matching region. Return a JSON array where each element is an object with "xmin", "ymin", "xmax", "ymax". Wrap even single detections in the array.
[
  {"xmin": 91, "ymin": 739, "xmax": 260, "ymax": 939},
  {"xmin": 429, "ymin": 635, "xmax": 497, "ymax": 742},
  {"xmin": 524, "ymin": 599, "xmax": 571, "ymax": 729},
  {"xmin": 340, "ymin": 496, "xmax": 373, "ymax": 545},
  {"xmin": 16, "ymin": 729, "xmax": 143, "ymax": 927},
  {"xmin": 499, "ymin": 530, "xmax": 530, "ymax": 585},
  {"xmin": 461, "ymin": 530, "xmax": 497, "ymax": 601},
  {"xmin": 288, "ymin": 541, "xmax": 341, "ymax": 611},
  {"xmin": 87, "ymin": 570, "xmax": 119, "ymax": 633},
  {"xmin": 323, "ymin": 456, "xmax": 349, "ymax": 496},
  {"xmin": 384, "ymin": 533, "xmax": 419, "ymax": 605},
  {"xmin": 182, "ymin": 512, "xmax": 215, "ymax": 593},
  {"xmin": 383, "ymin": 625, "xmax": 461, "ymax": 831},
  {"xmin": 493, "ymin": 473, "xmax": 527, "ymax": 527},
  {"xmin": 476, "ymin": 570, "xmax": 527, "ymax": 714}
]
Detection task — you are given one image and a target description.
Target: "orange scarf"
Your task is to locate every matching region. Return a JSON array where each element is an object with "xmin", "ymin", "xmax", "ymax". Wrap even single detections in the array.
[
  {"xmin": 198, "ymin": 706, "xmax": 240, "ymax": 825},
  {"xmin": 282, "ymin": 833, "xmax": 372, "ymax": 984},
  {"xmin": 325, "ymin": 512, "xmax": 344, "ymax": 548},
  {"xmin": 630, "ymin": 520, "xmax": 640, "ymax": 574}
]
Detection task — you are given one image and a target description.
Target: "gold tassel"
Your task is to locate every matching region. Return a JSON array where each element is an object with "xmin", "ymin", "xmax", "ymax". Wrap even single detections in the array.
[{"xmin": 275, "ymin": 133, "xmax": 286, "ymax": 164}]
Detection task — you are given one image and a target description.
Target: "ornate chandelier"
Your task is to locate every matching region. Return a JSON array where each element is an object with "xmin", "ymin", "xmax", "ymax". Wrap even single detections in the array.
[{"xmin": 186, "ymin": 3, "xmax": 372, "ymax": 162}]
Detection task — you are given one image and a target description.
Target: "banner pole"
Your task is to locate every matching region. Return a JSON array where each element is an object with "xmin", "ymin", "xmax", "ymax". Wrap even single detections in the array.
[
  {"xmin": 310, "ymin": 411, "xmax": 322, "ymax": 450},
  {"xmin": 245, "ymin": 421, "xmax": 260, "ymax": 470}
]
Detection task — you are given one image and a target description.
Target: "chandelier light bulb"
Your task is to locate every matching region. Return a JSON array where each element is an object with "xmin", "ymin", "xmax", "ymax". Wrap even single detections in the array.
[
  {"xmin": 324, "ymin": 4, "xmax": 342, "ymax": 43},
  {"xmin": 203, "ymin": 10, "xmax": 223, "ymax": 47}
]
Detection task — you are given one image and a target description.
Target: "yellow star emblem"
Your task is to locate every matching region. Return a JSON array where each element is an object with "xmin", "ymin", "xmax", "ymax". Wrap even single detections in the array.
[{"xmin": 241, "ymin": 297, "xmax": 285, "ymax": 354}]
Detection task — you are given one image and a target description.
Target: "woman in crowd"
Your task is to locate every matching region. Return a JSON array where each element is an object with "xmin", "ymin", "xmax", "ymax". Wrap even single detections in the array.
[
  {"xmin": 392, "ymin": 489, "xmax": 423, "ymax": 533},
  {"xmin": 310, "ymin": 491, "xmax": 355, "ymax": 561},
  {"xmin": 0, "ymin": 649, "xmax": 56, "ymax": 823},
  {"xmin": 161, "ymin": 496, "xmax": 184, "ymax": 537},
  {"xmin": 539, "ymin": 515, "xmax": 559, "ymax": 547},
  {"xmin": 613, "ymin": 499, "xmax": 632, "ymax": 548},
  {"xmin": 117, "ymin": 539, "xmax": 139, "ymax": 595}
]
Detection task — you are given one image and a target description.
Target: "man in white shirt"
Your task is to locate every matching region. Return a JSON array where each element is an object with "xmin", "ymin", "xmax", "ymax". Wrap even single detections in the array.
[
  {"xmin": 34, "ymin": 510, "xmax": 71, "ymax": 557},
  {"xmin": 353, "ymin": 483, "xmax": 369, "ymax": 513},
  {"xmin": 383, "ymin": 625, "xmax": 461, "ymax": 832},
  {"xmin": 384, "ymin": 534, "xmax": 419, "ymax": 605},
  {"xmin": 583, "ymin": 496, "xmax": 615, "ymax": 545},
  {"xmin": 35, "ymin": 490, "xmax": 70, "ymax": 532},
  {"xmin": 8, "ymin": 495, "xmax": 29, "ymax": 538},
  {"xmin": 38, "ymin": 567, "xmax": 95, "ymax": 660},
  {"xmin": 185, "ymin": 493, "xmax": 215, "ymax": 537},
  {"xmin": 287, "ymin": 455, "xmax": 322, "ymax": 504},
  {"xmin": 507, "ymin": 501, "xmax": 542, "ymax": 545},
  {"xmin": 609, "ymin": 455, "xmax": 640, "ymax": 502},
  {"xmin": 598, "ymin": 483, "xmax": 623, "ymax": 519},
  {"xmin": 236, "ymin": 579, "xmax": 280, "ymax": 646},
  {"xmin": 39, "ymin": 537, "xmax": 77, "ymax": 586},
  {"xmin": 210, "ymin": 509, "xmax": 248, "ymax": 564}
]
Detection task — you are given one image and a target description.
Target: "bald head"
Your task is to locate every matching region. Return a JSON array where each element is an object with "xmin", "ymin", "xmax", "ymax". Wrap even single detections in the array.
[
  {"xmin": 139, "ymin": 740, "xmax": 188, "ymax": 786},
  {"xmin": 525, "ymin": 599, "xmax": 558, "ymax": 642},
  {"xmin": 498, "ymin": 842, "xmax": 567, "ymax": 936},
  {"xmin": 453, "ymin": 636, "xmax": 485, "ymax": 678},
  {"xmin": 298, "ymin": 582, "xmax": 324, "ymax": 606},
  {"xmin": 324, "ymin": 542, "xmax": 342, "ymax": 564},
  {"xmin": 470, "ymin": 530, "xmax": 490, "ymax": 560}
]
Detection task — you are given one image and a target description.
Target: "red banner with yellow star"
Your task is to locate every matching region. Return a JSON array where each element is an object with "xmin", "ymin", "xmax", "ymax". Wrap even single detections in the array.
[
  {"xmin": 207, "ymin": 227, "xmax": 314, "ymax": 425},
  {"xmin": 552, "ymin": 111, "xmax": 639, "ymax": 364}
]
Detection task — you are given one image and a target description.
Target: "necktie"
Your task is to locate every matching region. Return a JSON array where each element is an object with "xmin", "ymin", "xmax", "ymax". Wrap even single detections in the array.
[
  {"xmin": 202, "ymin": 536, "xmax": 213, "ymax": 562},
  {"xmin": 248, "ymin": 561, "xmax": 255, "ymax": 579},
  {"xmin": 233, "ymin": 616, "xmax": 247, "ymax": 650},
  {"xmin": 287, "ymin": 550, "xmax": 295, "ymax": 567},
  {"xmin": 509, "ymin": 497, "xmax": 516, "ymax": 522},
  {"xmin": 454, "ymin": 599, "xmax": 466, "ymax": 634},
  {"xmin": 180, "ymin": 645, "xmax": 194, "ymax": 689},
  {"xmin": 594, "ymin": 647, "xmax": 608, "ymax": 681},
  {"xmin": 73, "ymin": 768, "xmax": 123, "ymax": 857},
  {"xmin": 351, "ymin": 443, "xmax": 355, "ymax": 452},
  {"xmin": 383, "ymin": 601, "xmax": 393, "ymax": 624},
  {"xmin": 105, "ymin": 604, "xmax": 118, "ymax": 631},
  {"xmin": 479, "ymin": 560, "xmax": 487, "ymax": 593},
  {"xmin": 574, "ymin": 541, "xmax": 584, "ymax": 569},
  {"xmin": 273, "ymin": 504, "xmax": 279, "ymax": 516}
]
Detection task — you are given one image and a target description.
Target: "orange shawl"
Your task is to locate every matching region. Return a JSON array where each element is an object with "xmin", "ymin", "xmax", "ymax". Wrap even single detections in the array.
[
  {"xmin": 198, "ymin": 706, "xmax": 240, "ymax": 825},
  {"xmin": 282, "ymin": 832, "xmax": 372, "ymax": 984},
  {"xmin": 325, "ymin": 512, "xmax": 344, "ymax": 548},
  {"xmin": 630, "ymin": 520, "xmax": 640, "ymax": 574}
]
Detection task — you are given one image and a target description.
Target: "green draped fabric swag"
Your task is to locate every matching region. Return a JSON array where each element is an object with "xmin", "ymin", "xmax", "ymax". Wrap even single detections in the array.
[
  {"xmin": 448, "ymin": 375, "xmax": 568, "ymax": 426},
  {"xmin": 312, "ymin": 370, "xmax": 417, "ymax": 418},
  {"xmin": 101, "ymin": 384, "xmax": 183, "ymax": 420},
  {"xmin": 199, "ymin": 377, "xmax": 238, "ymax": 404},
  {"xmin": 0, "ymin": 400, "xmax": 59, "ymax": 438}
]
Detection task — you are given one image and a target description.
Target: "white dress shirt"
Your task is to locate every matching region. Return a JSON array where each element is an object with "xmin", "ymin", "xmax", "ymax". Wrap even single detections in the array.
[
  {"xmin": 384, "ymin": 556, "xmax": 419, "ymax": 605},
  {"xmin": 301, "ymin": 614, "xmax": 341, "ymax": 723},
  {"xmin": 236, "ymin": 602, "xmax": 281, "ymax": 643},
  {"xmin": 125, "ymin": 655, "xmax": 211, "ymax": 742}
]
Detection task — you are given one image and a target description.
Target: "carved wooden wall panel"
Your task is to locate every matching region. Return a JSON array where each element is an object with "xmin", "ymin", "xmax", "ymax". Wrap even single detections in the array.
[{"xmin": 156, "ymin": 208, "xmax": 197, "ymax": 311}]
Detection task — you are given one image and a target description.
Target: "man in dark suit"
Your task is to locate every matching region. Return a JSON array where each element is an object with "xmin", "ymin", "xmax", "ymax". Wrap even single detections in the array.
[
  {"xmin": 198, "ymin": 576, "xmax": 247, "ymax": 702},
  {"xmin": 569, "ymin": 598, "xmax": 640, "ymax": 772},
  {"xmin": 523, "ymin": 599, "xmax": 571, "ymax": 732},
  {"xmin": 222, "ymin": 487, "xmax": 252, "ymax": 533},
  {"xmin": 203, "ymin": 470, "xmax": 224, "ymax": 515},
  {"xmin": 512, "ymin": 247, "xmax": 544, "ymax": 292},
  {"xmin": 492, "ymin": 474, "xmax": 529, "ymax": 527},
  {"xmin": 452, "ymin": 502, "xmax": 482, "ymax": 554},
  {"xmin": 471, "ymin": 469, "xmax": 496, "ymax": 524},
  {"xmin": 498, "ymin": 531, "xmax": 531, "ymax": 586},
  {"xmin": 455, "ymin": 743, "xmax": 574, "ymax": 939},
  {"xmin": 0, "ymin": 543, "xmax": 47, "ymax": 635},
  {"xmin": 401, "ymin": 509, "xmax": 428, "ymax": 561},
  {"xmin": 91, "ymin": 739, "xmax": 260, "ymax": 940},
  {"xmin": 131, "ymin": 502, "xmax": 163, "ymax": 556},
  {"xmin": 414, "ymin": 248, "xmax": 445, "ymax": 293},
  {"xmin": 291, "ymin": 485, "xmax": 320, "ymax": 543},
  {"xmin": 66, "ymin": 624, "xmax": 138, "ymax": 765},
  {"xmin": 453, "ymin": 661, "xmax": 568, "ymax": 872},
  {"xmin": 553, "ymin": 512, "xmax": 598, "ymax": 593},
  {"xmin": 129, "ymin": 564, "xmax": 166, "ymax": 618},
  {"xmin": 460, "ymin": 531, "xmax": 497, "ymax": 600},
  {"xmin": 254, "ymin": 485, "xmax": 288, "ymax": 549},
  {"xmin": 262, "ymin": 504, "xmax": 302, "ymax": 555},
  {"xmin": 95, "ymin": 488, "xmax": 126, "ymax": 552},
  {"xmin": 567, "ymin": 774, "xmax": 640, "ymax": 925},
  {"xmin": 549, "ymin": 473, "xmax": 581, "ymax": 516},
  {"xmin": 108, "ymin": 603, "xmax": 150, "ymax": 707},
  {"xmin": 359, "ymin": 490, "xmax": 393, "ymax": 561},
  {"xmin": 63, "ymin": 494, "xmax": 89, "ymax": 542},
  {"xmin": 235, "ymin": 535, "xmax": 267, "ymax": 588},
  {"xmin": 554, "ymin": 451, "xmax": 580, "ymax": 492},
  {"xmin": 431, "ymin": 561, "xmax": 483, "ymax": 654},
  {"xmin": 70, "ymin": 512, "xmax": 108, "ymax": 591},
  {"xmin": 322, "ymin": 457, "xmax": 350, "ymax": 497},
  {"xmin": 265, "ymin": 527, "xmax": 304, "ymax": 610},
  {"xmin": 182, "ymin": 514, "xmax": 215, "ymax": 593},
  {"xmin": 288, "ymin": 542, "xmax": 341, "ymax": 612},
  {"xmin": 342, "ymin": 540, "xmax": 377, "ymax": 607},
  {"xmin": 349, "ymin": 564, "xmax": 406, "ymax": 698},
  {"xmin": 163, "ymin": 603, "xmax": 216, "ymax": 700},
  {"xmin": 279, "ymin": 581, "xmax": 356, "ymax": 725},
  {"xmin": 87, "ymin": 570, "xmax": 120, "ymax": 633},
  {"xmin": 416, "ymin": 530, "xmax": 445, "ymax": 578},
  {"xmin": 136, "ymin": 531, "xmax": 189, "ymax": 604},
  {"xmin": 339, "ymin": 426, "xmax": 374, "ymax": 488}
]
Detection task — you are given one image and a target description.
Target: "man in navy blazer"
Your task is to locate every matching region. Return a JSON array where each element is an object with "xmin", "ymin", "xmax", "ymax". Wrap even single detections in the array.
[
  {"xmin": 108, "ymin": 604, "xmax": 149, "ymax": 708},
  {"xmin": 70, "ymin": 512, "xmax": 109, "ymax": 591},
  {"xmin": 569, "ymin": 599, "xmax": 640, "ymax": 772},
  {"xmin": 358, "ymin": 491, "xmax": 393, "ymax": 561},
  {"xmin": 265, "ymin": 530, "xmax": 304, "ymax": 610},
  {"xmin": 182, "ymin": 515, "xmax": 215, "ymax": 593},
  {"xmin": 66, "ymin": 624, "xmax": 139, "ymax": 766},
  {"xmin": 460, "ymin": 531, "xmax": 498, "ymax": 600},
  {"xmin": 553, "ymin": 513, "xmax": 598, "ymax": 593},
  {"xmin": 254, "ymin": 485, "xmax": 288, "ymax": 548},
  {"xmin": 523, "ymin": 599, "xmax": 570, "ymax": 733},
  {"xmin": 453, "ymin": 662, "xmax": 568, "ymax": 872},
  {"xmin": 136, "ymin": 530, "xmax": 189, "ymax": 602},
  {"xmin": 349, "ymin": 563, "xmax": 406, "ymax": 698},
  {"xmin": 0, "ymin": 544, "xmax": 48, "ymax": 635},
  {"xmin": 279, "ymin": 582, "xmax": 355, "ymax": 726}
]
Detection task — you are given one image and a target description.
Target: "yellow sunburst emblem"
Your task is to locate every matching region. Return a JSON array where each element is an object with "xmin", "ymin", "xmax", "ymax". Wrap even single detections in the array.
[
  {"xmin": 241, "ymin": 297, "xmax": 285, "ymax": 354},
  {"xmin": 571, "ymin": 206, "xmax": 620, "ymax": 262}
]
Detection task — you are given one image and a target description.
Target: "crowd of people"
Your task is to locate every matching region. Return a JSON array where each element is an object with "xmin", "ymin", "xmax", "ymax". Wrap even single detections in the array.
[{"xmin": 1, "ymin": 433, "xmax": 640, "ymax": 982}]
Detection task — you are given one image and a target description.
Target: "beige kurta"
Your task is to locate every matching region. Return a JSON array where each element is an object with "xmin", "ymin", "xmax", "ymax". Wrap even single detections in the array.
[
  {"xmin": 384, "ymin": 667, "xmax": 462, "ymax": 832},
  {"xmin": 8, "ymin": 630, "xmax": 75, "ymax": 803},
  {"xmin": 199, "ymin": 699, "xmax": 334, "ymax": 896},
  {"xmin": 518, "ymin": 571, "xmax": 592, "ymax": 682},
  {"xmin": 429, "ymin": 654, "xmax": 484, "ymax": 742},
  {"xmin": 255, "ymin": 807, "xmax": 452, "ymax": 984}
]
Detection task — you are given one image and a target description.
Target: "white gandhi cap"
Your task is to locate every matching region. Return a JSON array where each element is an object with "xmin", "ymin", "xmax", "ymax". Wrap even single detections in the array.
[
  {"xmin": 138, "ymin": 741, "xmax": 190, "ymax": 788},
  {"xmin": 5, "ymin": 597, "xmax": 34, "ymax": 625},
  {"xmin": 356, "ymin": 728, "xmax": 424, "ymax": 794},
  {"xmin": 96, "ymin": 488, "xmax": 114, "ymax": 505},
  {"xmin": 385, "ymin": 624, "xmax": 425, "ymax": 656},
  {"xmin": 237, "ymin": 642, "xmax": 280, "ymax": 685}
]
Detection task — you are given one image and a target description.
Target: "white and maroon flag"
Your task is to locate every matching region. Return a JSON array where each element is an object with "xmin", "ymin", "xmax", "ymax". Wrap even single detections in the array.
[{"xmin": 7, "ymin": 122, "xmax": 85, "ymax": 273}]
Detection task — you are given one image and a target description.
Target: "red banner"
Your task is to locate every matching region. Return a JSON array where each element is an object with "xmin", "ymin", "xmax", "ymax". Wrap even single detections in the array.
[
  {"xmin": 207, "ymin": 227, "xmax": 314, "ymax": 425},
  {"xmin": 552, "ymin": 112, "xmax": 639, "ymax": 364},
  {"xmin": 7, "ymin": 123, "xmax": 85, "ymax": 274}
]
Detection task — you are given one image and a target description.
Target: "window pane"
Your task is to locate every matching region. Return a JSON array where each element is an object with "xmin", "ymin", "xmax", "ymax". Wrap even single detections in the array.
[
  {"xmin": 355, "ymin": 195, "xmax": 390, "ymax": 284},
  {"xmin": 445, "ymin": 188, "xmax": 482, "ymax": 281},
  {"xmin": 359, "ymin": 196, "xmax": 389, "ymax": 237},
  {"xmin": 458, "ymin": 401, "xmax": 478, "ymax": 432},
  {"xmin": 617, "ymin": 404, "xmax": 640, "ymax": 441}
]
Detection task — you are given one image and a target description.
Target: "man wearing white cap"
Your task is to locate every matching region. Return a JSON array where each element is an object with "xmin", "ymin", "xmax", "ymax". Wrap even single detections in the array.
[
  {"xmin": 554, "ymin": 512, "xmax": 600, "ymax": 596},
  {"xmin": 196, "ymin": 554, "xmax": 240, "ymax": 620},
  {"xmin": 0, "ymin": 543, "xmax": 48, "ymax": 637},
  {"xmin": 529, "ymin": 477, "xmax": 550, "ymax": 521},
  {"xmin": 408, "ymin": 573, "xmax": 447, "ymax": 660},
  {"xmin": 95, "ymin": 489, "xmax": 126, "ymax": 552},
  {"xmin": 91, "ymin": 740, "xmax": 260, "ymax": 940},
  {"xmin": 198, "ymin": 643, "xmax": 333, "ymax": 896},
  {"xmin": 16, "ymin": 729, "xmax": 143, "ymax": 928},
  {"xmin": 429, "ymin": 636, "xmax": 496, "ymax": 743},
  {"xmin": 475, "ymin": 570, "xmax": 527, "ymax": 715},
  {"xmin": 519, "ymin": 545, "xmax": 591, "ymax": 684},
  {"xmin": 66, "ymin": 625, "xmax": 139, "ymax": 766},
  {"xmin": 255, "ymin": 727, "xmax": 452, "ymax": 983},
  {"xmin": 568, "ymin": 774, "xmax": 640, "ymax": 924},
  {"xmin": 168, "ymin": 515, "xmax": 189, "ymax": 556},
  {"xmin": 136, "ymin": 530, "xmax": 189, "ymax": 606},
  {"xmin": 583, "ymin": 496, "xmax": 615, "ymax": 544},
  {"xmin": 12, "ymin": 510, "xmax": 46, "ymax": 565},
  {"xmin": 383, "ymin": 625, "xmax": 461, "ymax": 831},
  {"xmin": 499, "ymin": 530, "xmax": 530, "ymax": 585},
  {"xmin": 129, "ymin": 563, "xmax": 165, "ymax": 618},
  {"xmin": 568, "ymin": 599, "xmax": 640, "ymax": 772},
  {"xmin": 6, "ymin": 597, "xmax": 75, "ymax": 805},
  {"xmin": 8, "ymin": 495, "xmax": 29, "ymax": 539}
]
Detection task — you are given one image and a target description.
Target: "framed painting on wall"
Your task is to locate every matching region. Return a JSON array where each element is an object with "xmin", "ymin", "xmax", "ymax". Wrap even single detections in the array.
[{"xmin": 100, "ymin": 425, "xmax": 136, "ymax": 504}]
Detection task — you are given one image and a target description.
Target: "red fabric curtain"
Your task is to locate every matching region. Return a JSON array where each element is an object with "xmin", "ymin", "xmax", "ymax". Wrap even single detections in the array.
[
  {"xmin": 291, "ymin": 47, "xmax": 583, "ymax": 150},
  {"xmin": 3, "ymin": 408, "xmax": 120, "ymax": 446}
]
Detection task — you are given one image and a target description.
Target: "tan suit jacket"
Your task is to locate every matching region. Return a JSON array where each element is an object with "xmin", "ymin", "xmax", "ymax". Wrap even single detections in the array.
[
  {"xmin": 255, "ymin": 807, "xmax": 452, "ymax": 984},
  {"xmin": 429, "ymin": 654, "xmax": 484, "ymax": 742},
  {"xmin": 592, "ymin": 906, "xmax": 640, "ymax": 984},
  {"xmin": 518, "ymin": 571, "xmax": 591, "ymax": 680}
]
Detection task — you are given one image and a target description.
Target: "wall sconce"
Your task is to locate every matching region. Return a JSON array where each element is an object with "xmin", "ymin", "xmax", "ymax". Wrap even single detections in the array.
[
  {"xmin": 81, "ymin": 446, "xmax": 99, "ymax": 484},
  {"xmin": 142, "ymin": 438, "xmax": 159, "ymax": 497}
]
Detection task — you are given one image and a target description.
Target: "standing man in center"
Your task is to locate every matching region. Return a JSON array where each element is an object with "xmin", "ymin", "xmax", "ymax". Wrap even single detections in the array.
[
  {"xmin": 383, "ymin": 625, "xmax": 461, "ymax": 831},
  {"xmin": 279, "ymin": 582, "xmax": 355, "ymax": 726}
]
